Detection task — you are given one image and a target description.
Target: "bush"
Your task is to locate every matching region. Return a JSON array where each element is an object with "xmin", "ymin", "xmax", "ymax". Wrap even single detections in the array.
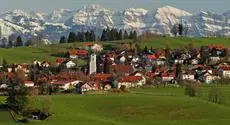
[
  {"xmin": 120, "ymin": 85, "xmax": 130, "ymax": 92},
  {"xmin": 208, "ymin": 87, "xmax": 225, "ymax": 104},
  {"xmin": 41, "ymin": 97, "xmax": 53, "ymax": 116},
  {"xmin": 185, "ymin": 83, "xmax": 200, "ymax": 97}
]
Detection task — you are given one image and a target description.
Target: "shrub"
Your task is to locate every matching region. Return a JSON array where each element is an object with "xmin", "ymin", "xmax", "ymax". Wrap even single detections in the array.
[
  {"xmin": 208, "ymin": 87, "xmax": 225, "ymax": 104},
  {"xmin": 120, "ymin": 85, "xmax": 130, "ymax": 92},
  {"xmin": 184, "ymin": 83, "xmax": 200, "ymax": 97},
  {"xmin": 41, "ymin": 97, "xmax": 53, "ymax": 116}
]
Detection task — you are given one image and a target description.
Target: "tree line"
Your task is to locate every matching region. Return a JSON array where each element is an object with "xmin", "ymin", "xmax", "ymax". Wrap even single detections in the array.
[{"xmin": 60, "ymin": 27, "xmax": 138, "ymax": 43}]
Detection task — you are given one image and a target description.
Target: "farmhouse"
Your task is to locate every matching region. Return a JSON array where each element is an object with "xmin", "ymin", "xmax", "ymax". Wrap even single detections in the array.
[
  {"xmin": 24, "ymin": 80, "xmax": 35, "ymax": 87},
  {"xmin": 219, "ymin": 66, "xmax": 230, "ymax": 78},
  {"xmin": 161, "ymin": 72, "xmax": 175, "ymax": 82},
  {"xmin": 118, "ymin": 76, "xmax": 145, "ymax": 88},
  {"xmin": 68, "ymin": 50, "xmax": 88, "ymax": 59}
]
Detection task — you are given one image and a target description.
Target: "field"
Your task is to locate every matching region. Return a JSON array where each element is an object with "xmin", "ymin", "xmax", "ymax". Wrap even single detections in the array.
[
  {"xmin": 1, "ymin": 85, "xmax": 230, "ymax": 125},
  {"xmin": 0, "ymin": 37, "xmax": 230, "ymax": 64}
]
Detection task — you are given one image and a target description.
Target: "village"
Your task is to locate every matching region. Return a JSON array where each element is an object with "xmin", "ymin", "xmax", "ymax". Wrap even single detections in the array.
[{"xmin": 1, "ymin": 42, "xmax": 230, "ymax": 95}]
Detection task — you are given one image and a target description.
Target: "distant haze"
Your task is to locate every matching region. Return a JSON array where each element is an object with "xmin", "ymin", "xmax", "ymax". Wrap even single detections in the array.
[{"xmin": 2, "ymin": 0, "xmax": 230, "ymax": 14}]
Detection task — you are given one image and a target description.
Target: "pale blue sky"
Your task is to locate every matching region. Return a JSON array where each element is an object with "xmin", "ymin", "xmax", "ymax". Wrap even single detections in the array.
[{"xmin": 2, "ymin": 0, "xmax": 230, "ymax": 14}]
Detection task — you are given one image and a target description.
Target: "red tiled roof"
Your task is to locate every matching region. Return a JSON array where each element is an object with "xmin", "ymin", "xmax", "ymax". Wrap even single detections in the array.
[
  {"xmin": 220, "ymin": 66, "xmax": 230, "ymax": 71},
  {"xmin": 145, "ymin": 72, "xmax": 155, "ymax": 78},
  {"xmin": 93, "ymin": 74, "xmax": 112, "ymax": 81},
  {"xmin": 208, "ymin": 44, "xmax": 225, "ymax": 51},
  {"xmin": 161, "ymin": 72, "xmax": 175, "ymax": 77},
  {"xmin": 68, "ymin": 50, "xmax": 88, "ymax": 56},
  {"xmin": 147, "ymin": 54, "xmax": 157, "ymax": 60},
  {"xmin": 24, "ymin": 80, "xmax": 34, "ymax": 84},
  {"xmin": 119, "ymin": 76, "xmax": 142, "ymax": 82},
  {"xmin": 110, "ymin": 65, "xmax": 133, "ymax": 74},
  {"xmin": 56, "ymin": 58, "xmax": 67, "ymax": 63}
]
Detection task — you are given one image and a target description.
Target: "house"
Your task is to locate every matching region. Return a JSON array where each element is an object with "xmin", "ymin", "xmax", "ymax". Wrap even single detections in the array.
[
  {"xmin": 209, "ymin": 56, "xmax": 220, "ymax": 62},
  {"xmin": 161, "ymin": 72, "xmax": 175, "ymax": 82},
  {"xmin": 33, "ymin": 60, "xmax": 41, "ymax": 66},
  {"xmin": 118, "ymin": 76, "xmax": 145, "ymax": 88},
  {"xmin": 110, "ymin": 64, "xmax": 134, "ymax": 76},
  {"xmin": 41, "ymin": 61, "xmax": 51, "ymax": 67},
  {"xmin": 182, "ymin": 71, "xmax": 195, "ymax": 81},
  {"xmin": 66, "ymin": 61, "xmax": 76, "ymax": 68},
  {"xmin": 92, "ymin": 74, "xmax": 113, "ymax": 82},
  {"xmin": 50, "ymin": 80, "xmax": 71, "ymax": 91},
  {"xmin": 91, "ymin": 43, "xmax": 103, "ymax": 52},
  {"xmin": 203, "ymin": 72, "xmax": 214, "ymax": 84},
  {"xmin": 68, "ymin": 50, "xmax": 88, "ymax": 59},
  {"xmin": 56, "ymin": 58, "xmax": 67, "ymax": 66},
  {"xmin": 24, "ymin": 80, "xmax": 35, "ymax": 87},
  {"xmin": 79, "ymin": 83, "xmax": 93, "ymax": 92},
  {"xmin": 147, "ymin": 54, "xmax": 157, "ymax": 61},
  {"xmin": 191, "ymin": 59, "xmax": 199, "ymax": 65},
  {"xmin": 156, "ymin": 58, "xmax": 166, "ymax": 66},
  {"xmin": 104, "ymin": 84, "xmax": 112, "ymax": 91},
  {"xmin": 218, "ymin": 66, "xmax": 230, "ymax": 78},
  {"xmin": 174, "ymin": 59, "xmax": 184, "ymax": 64}
]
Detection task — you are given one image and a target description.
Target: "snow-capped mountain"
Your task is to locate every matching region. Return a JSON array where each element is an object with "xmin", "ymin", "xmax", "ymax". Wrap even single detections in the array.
[
  {"xmin": 183, "ymin": 11, "xmax": 230, "ymax": 37},
  {"xmin": 65, "ymin": 4, "xmax": 114, "ymax": 29},
  {"xmin": 46, "ymin": 9, "xmax": 76, "ymax": 23},
  {"xmin": 0, "ymin": 4, "xmax": 230, "ymax": 43}
]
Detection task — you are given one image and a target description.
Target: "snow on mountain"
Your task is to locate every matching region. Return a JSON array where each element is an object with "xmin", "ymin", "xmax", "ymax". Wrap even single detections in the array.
[
  {"xmin": 1, "ymin": 5, "xmax": 230, "ymax": 43},
  {"xmin": 155, "ymin": 6, "xmax": 192, "ymax": 35},
  {"xmin": 114, "ymin": 8, "xmax": 148, "ymax": 30},
  {"xmin": 183, "ymin": 11, "xmax": 230, "ymax": 37},
  {"xmin": 65, "ymin": 4, "xmax": 114, "ymax": 29},
  {"xmin": 46, "ymin": 9, "xmax": 76, "ymax": 23}
]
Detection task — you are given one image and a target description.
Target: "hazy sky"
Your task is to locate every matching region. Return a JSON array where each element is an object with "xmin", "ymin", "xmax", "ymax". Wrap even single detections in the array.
[{"xmin": 2, "ymin": 0, "xmax": 230, "ymax": 14}]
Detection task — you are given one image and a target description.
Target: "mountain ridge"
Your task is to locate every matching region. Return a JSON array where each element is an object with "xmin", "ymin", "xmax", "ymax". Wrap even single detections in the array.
[{"xmin": 0, "ymin": 4, "xmax": 229, "ymax": 42}]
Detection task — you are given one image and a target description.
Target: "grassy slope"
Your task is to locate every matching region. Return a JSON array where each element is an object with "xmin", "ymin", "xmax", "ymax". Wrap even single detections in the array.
[
  {"xmin": 0, "ymin": 37, "xmax": 230, "ymax": 64},
  {"xmin": 139, "ymin": 37, "xmax": 230, "ymax": 48},
  {"xmin": 0, "ymin": 43, "xmax": 86, "ymax": 65},
  {"xmin": 1, "ymin": 86, "xmax": 230, "ymax": 125},
  {"xmin": 1, "ymin": 86, "xmax": 229, "ymax": 125}
]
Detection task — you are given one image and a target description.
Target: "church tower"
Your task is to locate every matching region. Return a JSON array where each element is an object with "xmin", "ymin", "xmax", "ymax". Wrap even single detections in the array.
[{"xmin": 89, "ymin": 54, "xmax": 97, "ymax": 75}]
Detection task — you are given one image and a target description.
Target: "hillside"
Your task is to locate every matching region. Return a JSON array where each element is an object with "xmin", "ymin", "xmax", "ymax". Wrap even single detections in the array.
[
  {"xmin": 1, "ymin": 86, "xmax": 230, "ymax": 125},
  {"xmin": 0, "ymin": 37, "xmax": 229, "ymax": 64}
]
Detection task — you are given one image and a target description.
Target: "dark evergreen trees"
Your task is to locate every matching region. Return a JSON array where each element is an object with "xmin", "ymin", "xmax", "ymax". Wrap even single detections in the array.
[
  {"xmin": 59, "ymin": 36, "xmax": 67, "ymax": 44},
  {"xmin": 90, "ymin": 30, "xmax": 96, "ymax": 41},
  {"xmin": 133, "ymin": 30, "xmax": 137, "ymax": 41},
  {"xmin": 68, "ymin": 32, "xmax": 77, "ymax": 43},
  {"xmin": 118, "ymin": 30, "xmax": 123, "ymax": 40},
  {"xmin": 101, "ymin": 29, "xmax": 108, "ymax": 41},
  {"xmin": 124, "ymin": 30, "xmax": 129, "ymax": 39},
  {"xmin": 104, "ymin": 55, "xmax": 110, "ymax": 74},
  {"xmin": 178, "ymin": 24, "xmax": 183, "ymax": 36},
  {"xmin": 15, "ymin": 36, "xmax": 23, "ymax": 47},
  {"xmin": 8, "ymin": 41, "xmax": 13, "ymax": 48},
  {"xmin": 171, "ymin": 24, "xmax": 178, "ymax": 36}
]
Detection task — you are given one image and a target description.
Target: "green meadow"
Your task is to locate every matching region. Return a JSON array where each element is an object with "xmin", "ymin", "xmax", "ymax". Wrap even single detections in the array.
[{"xmin": 1, "ymin": 85, "xmax": 230, "ymax": 125}]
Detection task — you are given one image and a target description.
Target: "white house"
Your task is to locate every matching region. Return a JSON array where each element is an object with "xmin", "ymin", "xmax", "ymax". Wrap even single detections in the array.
[
  {"xmin": 80, "ymin": 83, "xmax": 93, "ymax": 92},
  {"xmin": 104, "ymin": 84, "xmax": 112, "ymax": 91},
  {"xmin": 219, "ymin": 67, "xmax": 230, "ymax": 78},
  {"xmin": 203, "ymin": 73, "xmax": 214, "ymax": 84},
  {"xmin": 174, "ymin": 59, "xmax": 184, "ymax": 64},
  {"xmin": 118, "ymin": 76, "xmax": 146, "ymax": 88},
  {"xmin": 66, "ymin": 61, "xmax": 76, "ymax": 68},
  {"xmin": 24, "ymin": 81, "xmax": 35, "ymax": 87},
  {"xmin": 182, "ymin": 74, "xmax": 195, "ymax": 81},
  {"xmin": 191, "ymin": 59, "xmax": 199, "ymax": 65},
  {"xmin": 161, "ymin": 73, "xmax": 175, "ymax": 82},
  {"xmin": 209, "ymin": 57, "xmax": 220, "ymax": 62}
]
